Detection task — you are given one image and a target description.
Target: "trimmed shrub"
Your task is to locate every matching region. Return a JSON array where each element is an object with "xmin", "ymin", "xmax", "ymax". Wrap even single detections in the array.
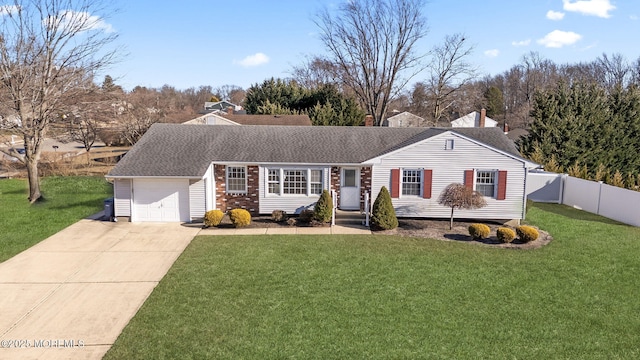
[
  {"xmin": 271, "ymin": 210, "xmax": 288, "ymax": 222},
  {"xmin": 497, "ymin": 227, "xmax": 516, "ymax": 243},
  {"xmin": 228, "ymin": 209, "xmax": 251, "ymax": 228},
  {"xmin": 371, "ymin": 186, "xmax": 398, "ymax": 230},
  {"xmin": 287, "ymin": 218, "xmax": 297, "ymax": 226},
  {"xmin": 313, "ymin": 190, "xmax": 333, "ymax": 223},
  {"xmin": 203, "ymin": 210, "xmax": 225, "ymax": 228},
  {"xmin": 516, "ymin": 225, "xmax": 539, "ymax": 243},
  {"xmin": 298, "ymin": 209, "xmax": 315, "ymax": 224},
  {"xmin": 468, "ymin": 223, "xmax": 490, "ymax": 240}
]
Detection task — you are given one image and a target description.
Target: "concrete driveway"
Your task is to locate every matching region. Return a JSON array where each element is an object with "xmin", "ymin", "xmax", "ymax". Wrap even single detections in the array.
[{"xmin": 0, "ymin": 219, "xmax": 200, "ymax": 360}]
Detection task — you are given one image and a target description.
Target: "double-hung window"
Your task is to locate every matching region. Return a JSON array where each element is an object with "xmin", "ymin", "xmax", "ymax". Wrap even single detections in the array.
[
  {"xmin": 310, "ymin": 170, "xmax": 323, "ymax": 195},
  {"xmin": 402, "ymin": 169, "xmax": 422, "ymax": 196},
  {"xmin": 267, "ymin": 169, "xmax": 280, "ymax": 194},
  {"xmin": 226, "ymin": 166, "xmax": 246, "ymax": 193},
  {"xmin": 475, "ymin": 170, "xmax": 496, "ymax": 197}
]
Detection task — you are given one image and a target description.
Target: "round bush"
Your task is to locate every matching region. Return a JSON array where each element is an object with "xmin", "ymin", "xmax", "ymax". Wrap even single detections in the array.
[
  {"xmin": 298, "ymin": 209, "xmax": 315, "ymax": 224},
  {"xmin": 271, "ymin": 210, "xmax": 288, "ymax": 222},
  {"xmin": 204, "ymin": 210, "xmax": 225, "ymax": 227},
  {"xmin": 228, "ymin": 208, "xmax": 251, "ymax": 228},
  {"xmin": 516, "ymin": 225, "xmax": 539, "ymax": 243},
  {"xmin": 371, "ymin": 186, "xmax": 398, "ymax": 230},
  {"xmin": 497, "ymin": 227, "xmax": 516, "ymax": 243},
  {"xmin": 468, "ymin": 223, "xmax": 490, "ymax": 239}
]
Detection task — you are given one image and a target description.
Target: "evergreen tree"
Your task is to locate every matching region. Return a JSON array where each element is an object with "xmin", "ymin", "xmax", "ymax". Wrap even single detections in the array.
[{"xmin": 371, "ymin": 187, "xmax": 398, "ymax": 230}]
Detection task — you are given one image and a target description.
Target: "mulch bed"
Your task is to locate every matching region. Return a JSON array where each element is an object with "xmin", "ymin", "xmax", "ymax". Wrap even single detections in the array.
[
  {"xmin": 209, "ymin": 215, "xmax": 552, "ymax": 249},
  {"xmin": 375, "ymin": 218, "xmax": 552, "ymax": 249}
]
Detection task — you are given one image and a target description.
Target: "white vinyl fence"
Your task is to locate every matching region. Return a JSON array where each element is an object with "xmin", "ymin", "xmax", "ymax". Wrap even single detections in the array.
[{"xmin": 527, "ymin": 171, "xmax": 640, "ymax": 227}]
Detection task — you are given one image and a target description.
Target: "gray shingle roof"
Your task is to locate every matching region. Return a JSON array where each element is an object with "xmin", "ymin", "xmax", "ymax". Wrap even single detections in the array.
[{"xmin": 107, "ymin": 124, "xmax": 523, "ymax": 178}]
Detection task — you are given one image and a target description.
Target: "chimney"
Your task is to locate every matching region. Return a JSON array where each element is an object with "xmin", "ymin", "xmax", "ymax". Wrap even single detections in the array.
[
  {"xmin": 504, "ymin": 122, "xmax": 509, "ymax": 134},
  {"xmin": 227, "ymin": 106, "xmax": 234, "ymax": 115},
  {"xmin": 364, "ymin": 114, "xmax": 374, "ymax": 127},
  {"xmin": 479, "ymin": 108, "xmax": 486, "ymax": 128}
]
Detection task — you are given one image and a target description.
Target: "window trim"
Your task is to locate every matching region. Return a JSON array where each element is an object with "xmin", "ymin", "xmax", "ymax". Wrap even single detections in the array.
[
  {"xmin": 475, "ymin": 169, "xmax": 497, "ymax": 198},
  {"xmin": 401, "ymin": 168, "xmax": 423, "ymax": 197},
  {"xmin": 226, "ymin": 165, "xmax": 247, "ymax": 194}
]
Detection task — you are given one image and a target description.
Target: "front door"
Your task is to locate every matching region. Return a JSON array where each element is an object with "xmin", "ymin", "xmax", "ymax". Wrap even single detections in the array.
[{"xmin": 340, "ymin": 168, "xmax": 360, "ymax": 210}]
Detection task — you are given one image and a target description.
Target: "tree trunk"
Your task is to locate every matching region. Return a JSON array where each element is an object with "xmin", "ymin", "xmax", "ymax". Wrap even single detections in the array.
[
  {"xmin": 450, "ymin": 207, "xmax": 454, "ymax": 230},
  {"xmin": 26, "ymin": 159, "xmax": 41, "ymax": 203}
]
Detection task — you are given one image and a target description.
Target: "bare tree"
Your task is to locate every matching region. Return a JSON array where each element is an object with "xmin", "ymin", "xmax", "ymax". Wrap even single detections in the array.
[
  {"xmin": 425, "ymin": 33, "xmax": 479, "ymax": 126},
  {"xmin": 0, "ymin": 0, "xmax": 118, "ymax": 202},
  {"xmin": 437, "ymin": 183, "xmax": 486, "ymax": 230},
  {"xmin": 315, "ymin": 0, "xmax": 428, "ymax": 126}
]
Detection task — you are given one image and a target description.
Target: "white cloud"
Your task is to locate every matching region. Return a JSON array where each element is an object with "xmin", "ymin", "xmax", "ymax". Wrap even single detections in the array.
[
  {"xmin": 236, "ymin": 53, "xmax": 270, "ymax": 67},
  {"xmin": 484, "ymin": 49, "xmax": 499, "ymax": 58},
  {"xmin": 46, "ymin": 11, "xmax": 114, "ymax": 33},
  {"xmin": 537, "ymin": 30, "xmax": 582, "ymax": 48},
  {"xmin": 562, "ymin": 0, "xmax": 616, "ymax": 18},
  {"xmin": 630, "ymin": 15, "xmax": 638, "ymax": 21},
  {"xmin": 546, "ymin": 10, "xmax": 565, "ymax": 20},
  {"xmin": 512, "ymin": 39, "xmax": 531, "ymax": 47},
  {"xmin": 0, "ymin": 5, "xmax": 20, "ymax": 16}
]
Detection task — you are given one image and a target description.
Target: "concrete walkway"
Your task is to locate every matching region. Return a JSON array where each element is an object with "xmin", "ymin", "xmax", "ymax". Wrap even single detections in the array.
[
  {"xmin": 0, "ymin": 220, "xmax": 200, "ymax": 360},
  {"xmin": 0, "ymin": 218, "xmax": 370, "ymax": 359}
]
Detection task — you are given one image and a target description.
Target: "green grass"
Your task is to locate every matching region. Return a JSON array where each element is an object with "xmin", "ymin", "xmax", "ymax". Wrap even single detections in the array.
[
  {"xmin": 0, "ymin": 176, "xmax": 112, "ymax": 262},
  {"xmin": 105, "ymin": 203, "xmax": 640, "ymax": 359}
]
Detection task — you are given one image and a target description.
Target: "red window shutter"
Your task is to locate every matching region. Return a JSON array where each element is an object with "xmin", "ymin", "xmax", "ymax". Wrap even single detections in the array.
[
  {"xmin": 391, "ymin": 169, "xmax": 400, "ymax": 198},
  {"xmin": 464, "ymin": 170, "xmax": 474, "ymax": 189},
  {"xmin": 497, "ymin": 170, "xmax": 507, "ymax": 200},
  {"xmin": 423, "ymin": 169, "xmax": 432, "ymax": 199}
]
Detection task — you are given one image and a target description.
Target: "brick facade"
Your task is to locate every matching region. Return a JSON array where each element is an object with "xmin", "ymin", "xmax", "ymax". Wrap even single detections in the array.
[{"xmin": 215, "ymin": 165, "xmax": 260, "ymax": 214}]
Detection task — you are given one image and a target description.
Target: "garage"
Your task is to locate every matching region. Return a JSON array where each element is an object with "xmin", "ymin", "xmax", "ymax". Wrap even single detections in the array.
[{"xmin": 132, "ymin": 179, "xmax": 190, "ymax": 222}]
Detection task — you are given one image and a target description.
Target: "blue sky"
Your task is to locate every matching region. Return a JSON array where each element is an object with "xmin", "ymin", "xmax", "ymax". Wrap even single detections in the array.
[{"xmin": 103, "ymin": 0, "xmax": 640, "ymax": 91}]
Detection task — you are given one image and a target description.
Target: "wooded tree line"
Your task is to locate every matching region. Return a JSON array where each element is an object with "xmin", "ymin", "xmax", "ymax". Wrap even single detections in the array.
[{"xmin": 519, "ymin": 81, "xmax": 640, "ymax": 191}]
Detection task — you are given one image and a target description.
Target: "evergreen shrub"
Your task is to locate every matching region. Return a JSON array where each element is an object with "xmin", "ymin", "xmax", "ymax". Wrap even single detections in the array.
[
  {"xmin": 497, "ymin": 227, "xmax": 516, "ymax": 243},
  {"xmin": 371, "ymin": 186, "xmax": 398, "ymax": 230},
  {"xmin": 468, "ymin": 223, "xmax": 491, "ymax": 239},
  {"xmin": 516, "ymin": 225, "xmax": 539, "ymax": 242},
  {"xmin": 314, "ymin": 190, "xmax": 333, "ymax": 223},
  {"xmin": 203, "ymin": 210, "xmax": 225, "ymax": 227},
  {"xmin": 228, "ymin": 209, "xmax": 251, "ymax": 227}
]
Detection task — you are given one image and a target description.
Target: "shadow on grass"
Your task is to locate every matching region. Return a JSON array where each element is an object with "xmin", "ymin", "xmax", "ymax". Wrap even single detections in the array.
[{"xmin": 529, "ymin": 202, "xmax": 628, "ymax": 226}]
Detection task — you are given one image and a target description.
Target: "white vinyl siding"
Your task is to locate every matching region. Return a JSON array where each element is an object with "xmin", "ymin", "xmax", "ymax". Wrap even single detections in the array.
[
  {"xmin": 259, "ymin": 166, "xmax": 330, "ymax": 214},
  {"xmin": 371, "ymin": 132, "xmax": 527, "ymax": 220},
  {"xmin": 189, "ymin": 179, "xmax": 206, "ymax": 220},
  {"xmin": 114, "ymin": 179, "xmax": 131, "ymax": 217}
]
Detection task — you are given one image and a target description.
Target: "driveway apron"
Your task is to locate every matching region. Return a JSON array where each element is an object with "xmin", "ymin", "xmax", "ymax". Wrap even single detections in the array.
[{"xmin": 0, "ymin": 219, "xmax": 200, "ymax": 360}]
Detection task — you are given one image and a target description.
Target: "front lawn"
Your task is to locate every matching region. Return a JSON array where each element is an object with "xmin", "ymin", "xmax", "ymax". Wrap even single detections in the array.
[
  {"xmin": 105, "ymin": 203, "xmax": 640, "ymax": 359},
  {"xmin": 0, "ymin": 176, "xmax": 112, "ymax": 262}
]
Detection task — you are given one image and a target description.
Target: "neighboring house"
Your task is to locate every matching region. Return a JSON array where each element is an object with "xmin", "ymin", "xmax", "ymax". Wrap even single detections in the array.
[
  {"xmin": 204, "ymin": 100, "xmax": 241, "ymax": 112},
  {"xmin": 183, "ymin": 112, "xmax": 312, "ymax": 126},
  {"xmin": 106, "ymin": 124, "xmax": 537, "ymax": 223},
  {"xmin": 451, "ymin": 109, "xmax": 498, "ymax": 128},
  {"xmin": 386, "ymin": 112, "xmax": 425, "ymax": 127}
]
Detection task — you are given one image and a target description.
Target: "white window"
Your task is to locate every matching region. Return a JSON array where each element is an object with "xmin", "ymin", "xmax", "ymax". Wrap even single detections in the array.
[
  {"xmin": 310, "ymin": 170, "xmax": 323, "ymax": 195},
  {"xmin": 267, "ymin": 168, "xmax": 324, "ymax": 196},
  {"xmin": 283, "ymin": 170, "xmax": 307, "ymax": 195},
  {"xmin": 402, "ymin": 169, "xmax": 422, "ymax": 196},
  {"xmin": 226, "ymin": 166, "xmax": 246, "ymax": 193},
  {"xmin": 267, "ymin": 169, "xmax": 280, "ymax": 194},
  {"xmin": 476, "ymin": 170, "xmax": 496, "ymax": 197},
  {"xmin": 445, "ymin": 139, "xmax": 455, "ymax": 150}
]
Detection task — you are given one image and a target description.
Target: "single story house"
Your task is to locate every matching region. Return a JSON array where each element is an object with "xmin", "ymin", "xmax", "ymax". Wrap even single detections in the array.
[
  {"xmin": 386, "ymin": 111, "xmax": 425, "ymax": 127},
  {"xmin": 106, "ymin": 124, "xmax": 538, "ymax": 223}
]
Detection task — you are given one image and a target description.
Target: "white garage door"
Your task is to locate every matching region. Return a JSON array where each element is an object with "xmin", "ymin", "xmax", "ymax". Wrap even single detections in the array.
[{"xmin": 133, "ymin": 179, "xmax": 190, "ymax": 222}]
